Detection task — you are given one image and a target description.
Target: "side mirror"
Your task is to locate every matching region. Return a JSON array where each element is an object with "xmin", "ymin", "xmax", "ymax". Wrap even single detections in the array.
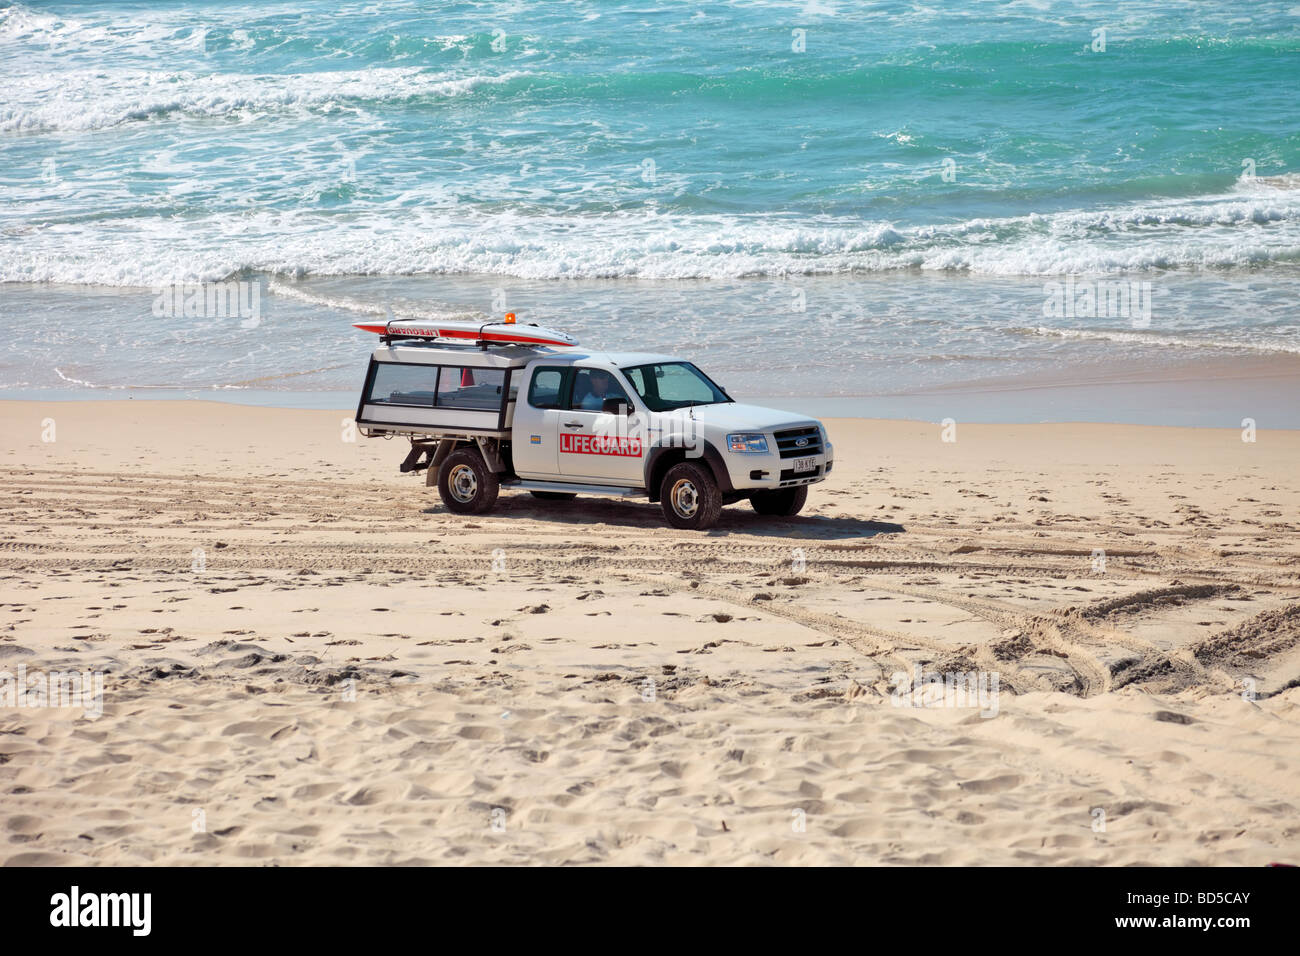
[{"xmin": 602, "ymin": 398, "xmax": 629, "ymax": 416}]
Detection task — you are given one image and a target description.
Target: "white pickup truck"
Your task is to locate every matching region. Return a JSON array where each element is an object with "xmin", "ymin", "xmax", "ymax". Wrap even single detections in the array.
[{"xmin": 353, "ymin": 318, "xmax": 833, "ymax": 530}]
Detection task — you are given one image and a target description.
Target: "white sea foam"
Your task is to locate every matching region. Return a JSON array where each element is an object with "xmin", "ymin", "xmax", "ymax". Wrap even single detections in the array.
[
  {"xmin": 265, "ymin": 280, "xmax": 486, "ymax": 323},
  {"xmin": 1003, "ymin": 326, "xmax": 1300, "ymax": 356},
  {"xmin": 1239, "ymin": 172, "xmax": 1300, "ymax": 192},
  {"xmin": 0, "ymin": 2, "xmax": 205, "ymax": 62},
  {"xmin": 0, "ymin": 67, "xmax": 532, "ymax": 132},
  {"xmin": 0, "ymin": 3, "xmax": 64, "ymax": 39},
  {"xmin": 4, "ymin": 188, "xmax": 1299, "ymax": 286}
]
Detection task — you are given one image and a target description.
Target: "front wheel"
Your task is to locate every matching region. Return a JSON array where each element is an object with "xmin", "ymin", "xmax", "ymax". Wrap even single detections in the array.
[
  {"xmin": 659, "ymin": 461, "xmax": 722, "ymax": 530},
  {"xmin": 750, "ymin": 485, "xmax": 808, "ymax": 517},
  {"xmin": 437, "ymin": 447, "xmax": 500, "ymax": 515}
]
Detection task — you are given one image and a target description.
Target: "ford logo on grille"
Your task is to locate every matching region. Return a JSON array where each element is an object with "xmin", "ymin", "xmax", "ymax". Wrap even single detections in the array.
[{"xmin": 795, "ymin": 437, "xmax": 809, "ymax": 447}]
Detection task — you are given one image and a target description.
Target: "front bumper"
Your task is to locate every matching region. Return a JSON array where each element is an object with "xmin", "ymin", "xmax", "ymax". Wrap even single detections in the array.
[{"xmin": 721, "ymin": 440, "xmax": 834, "ymax": 491}]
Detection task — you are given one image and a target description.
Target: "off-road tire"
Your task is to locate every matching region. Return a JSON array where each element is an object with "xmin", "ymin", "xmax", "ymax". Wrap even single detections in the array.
[
  {"xmin": 529, "ymin": 491, "xmax": 577, "ymax": 501},
  {"xmin": 659, "ymin": 461, "xmax": 722, "ymax": 530},
  {"xmin": 750, "ymin": 486, "xmax": 808, "ymax": 517},
  {"xmin": 438, "ymin": 447, "xmax": 500, "ymax": 515}
]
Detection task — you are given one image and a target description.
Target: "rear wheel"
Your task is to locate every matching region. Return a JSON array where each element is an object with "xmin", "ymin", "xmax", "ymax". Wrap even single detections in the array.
[
  {"xmin": 529, "ymin": 490, "xmax": 577, "ymax": 501},
  {"xmin": 750, "ymin": 485, "xmax": 808, "ymax": 517},
  {"xmin": 437, "ymin": 447, "xmax": 500, "ymax": 515},
  {"xmin": 659, "ymin": 461, "xmax": 722, "ymax": 530}
]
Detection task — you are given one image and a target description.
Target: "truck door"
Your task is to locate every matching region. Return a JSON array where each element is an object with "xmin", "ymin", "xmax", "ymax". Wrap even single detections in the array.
[
  {"xmin": 557, "ymin": 366, "xmax": 647, "ymax": 485},
  {"xmin": 511, "ymin": 365, "xmax": 569, "ymax": 479}
]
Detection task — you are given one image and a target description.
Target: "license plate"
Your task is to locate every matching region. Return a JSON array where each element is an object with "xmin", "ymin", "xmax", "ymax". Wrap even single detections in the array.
[{"xmin": 792, "ymin": 456, "xmax": 817, "ymax": 473}]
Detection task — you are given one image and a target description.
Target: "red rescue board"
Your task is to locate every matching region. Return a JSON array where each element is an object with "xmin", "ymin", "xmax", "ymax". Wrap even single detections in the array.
[{"xmin": 354, "ymin": 318, "xmax": 577, "ymax": 348}]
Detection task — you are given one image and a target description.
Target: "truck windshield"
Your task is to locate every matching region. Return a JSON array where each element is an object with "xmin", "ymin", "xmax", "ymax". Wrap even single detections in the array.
[{"xmin": 622, "ymin": 362, "xmax": 731, "ymax": 412}]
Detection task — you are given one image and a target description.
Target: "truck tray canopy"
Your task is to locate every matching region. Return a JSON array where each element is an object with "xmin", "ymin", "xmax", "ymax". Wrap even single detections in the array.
[{"xmin": 355, "ymin": 343, "xmax": 538, "ymax": 438}]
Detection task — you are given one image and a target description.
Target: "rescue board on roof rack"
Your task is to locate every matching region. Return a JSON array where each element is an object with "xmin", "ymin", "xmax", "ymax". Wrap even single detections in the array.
[{"xmin": 353, "ymin": 313, "xmax": 578, "ymax": 348}]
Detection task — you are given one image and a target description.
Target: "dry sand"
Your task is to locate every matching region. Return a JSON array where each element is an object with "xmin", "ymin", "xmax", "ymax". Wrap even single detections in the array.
[{"xmin": 2, "ymin": 400, "xmax": 1298, "ymax": 865}]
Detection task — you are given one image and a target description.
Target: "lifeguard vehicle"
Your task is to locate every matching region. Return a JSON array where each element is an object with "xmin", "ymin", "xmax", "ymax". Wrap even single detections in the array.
[{"xmin": 352, "ymin": 314, "xmax": 833, "ymax": 530}]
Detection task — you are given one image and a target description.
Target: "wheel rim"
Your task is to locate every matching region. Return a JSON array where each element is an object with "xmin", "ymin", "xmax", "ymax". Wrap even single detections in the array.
[
  {"xmin": 448, "ymin": 464, "xmax": 478, "ymax": 503},
  {"xmin": 670, "ymin": 478, "xmax": 699, "ymax": 518}
]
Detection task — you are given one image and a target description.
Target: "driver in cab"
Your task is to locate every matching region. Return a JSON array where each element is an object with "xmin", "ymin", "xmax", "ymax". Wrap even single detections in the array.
[{"xmin": 577, "ymin": 368, "xmax": 630, "ymax": 412}]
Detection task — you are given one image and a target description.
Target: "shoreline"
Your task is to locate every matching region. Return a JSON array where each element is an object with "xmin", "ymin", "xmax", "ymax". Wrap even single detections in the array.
[
  {"xmin": 7, "ymin": 350, "xmax": 1299, "ymax": 430},
  {"xmin": 5, "ymin": 270, "xmax": 1300, "ymax": 427}
]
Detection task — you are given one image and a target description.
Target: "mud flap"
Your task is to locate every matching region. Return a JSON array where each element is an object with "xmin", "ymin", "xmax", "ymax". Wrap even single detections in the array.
[{"xmin": 425, "ymin": 440, "xmax": 457, "ymax": 486}]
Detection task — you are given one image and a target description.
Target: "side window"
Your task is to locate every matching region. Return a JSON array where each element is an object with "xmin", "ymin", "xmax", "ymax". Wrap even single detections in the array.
[
  {"xmin": 527, "ymin": 367, "xmax": 567, "ymax": 409},
  {"xmin": 365, "ymin": 363, "xmax": 510, "ymax": 409},
  {"xmin": 436, "ymin": 367, "xmax": 506, "ymax": 409},
  {"xmin": 570, "ymin": 367, "xmax": 631, "ymax": 412},
  {"xmin": 367, "ymin": 363, "xmax": 439, "ymax": 406},
  {"xmin": 436, "ymin": 368, "xmax": 461, "ymax": 403}
]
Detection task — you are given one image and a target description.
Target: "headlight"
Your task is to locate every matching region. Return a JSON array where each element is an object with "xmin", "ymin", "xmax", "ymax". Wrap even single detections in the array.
[{"xmin": 726, "ymin": 433, "xmax": 769, "ymax": 454}]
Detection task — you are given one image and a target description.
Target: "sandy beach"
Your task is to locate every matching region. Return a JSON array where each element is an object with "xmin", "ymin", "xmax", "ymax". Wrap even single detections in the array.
[{"xmin": 1, "ymin": 400, "xmax": 1298, "ymax": 866}]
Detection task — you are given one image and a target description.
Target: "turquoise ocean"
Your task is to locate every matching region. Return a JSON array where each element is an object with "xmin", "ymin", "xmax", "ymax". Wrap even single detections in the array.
[{"xmin": 2, "ymin": 0, "xmax": 1298, "ymax": 423}]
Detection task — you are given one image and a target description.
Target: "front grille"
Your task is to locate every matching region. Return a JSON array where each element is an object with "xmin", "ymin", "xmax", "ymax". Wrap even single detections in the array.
[{"xmin": 774, "ymin": 425, "xmax": 823, "ymax": 459}]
